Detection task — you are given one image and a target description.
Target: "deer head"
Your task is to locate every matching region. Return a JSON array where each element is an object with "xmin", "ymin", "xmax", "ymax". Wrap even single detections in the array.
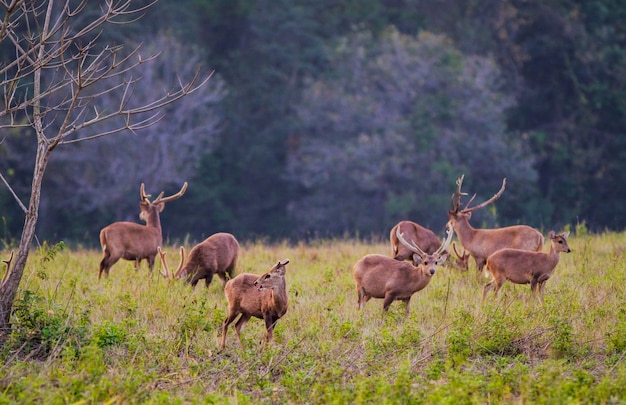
[{"xmin": 395, "ymin": 222, "xmax": 454, "ymax": 272}]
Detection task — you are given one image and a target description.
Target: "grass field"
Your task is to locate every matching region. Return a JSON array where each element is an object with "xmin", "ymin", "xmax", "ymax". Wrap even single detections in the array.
[{"xmin": 2, "ymin": 226, "xmax": 626, "ymax": 403}]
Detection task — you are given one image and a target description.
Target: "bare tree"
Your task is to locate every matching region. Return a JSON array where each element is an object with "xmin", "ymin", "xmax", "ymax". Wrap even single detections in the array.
[
  {"xmin": 0, "ymin": 0, "xmax": 212, "ymax": 335},
  {"xmin": 46, "ymin": 32, "xmax": 224, "ymax": 223}
]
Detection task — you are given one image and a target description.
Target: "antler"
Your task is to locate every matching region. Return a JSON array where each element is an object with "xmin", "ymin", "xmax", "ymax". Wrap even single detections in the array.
[
  {"xmin": 396, "ymin": 228, "xmax": 428, "ymax": 257},
  {"xmin": 462, "ymin": 178, "xmax": 506, "ymax": 213},
  {"xmin": 140, "ymin": 182, "xmax": 188, "ymax": 204},
  {"xmin": 153, "ymin": 182, "xmax": 188, "ymax": 204},
  {"xmin": 435, "ymin": 223, "xmax": 454, "ymax": 255},
  {"xmin": 451, "ymin": 175, "xmax": 506, "ymax": 214},
  {"xmin": 157, "ymin": 246, "xmax": 185, "ymax": 278},
  {"xmin": 140, "ymin": 183, "xmax": 152, "ymax": 202},
  {"xmin": 450, "ymin": 175, "xmax": 468, "ymax": 213}
]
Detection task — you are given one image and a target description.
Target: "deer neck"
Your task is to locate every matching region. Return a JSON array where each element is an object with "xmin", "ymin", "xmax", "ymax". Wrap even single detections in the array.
[
  {"xmin": 546, "ymin": 244, "xmax": 562, "ymax": 267},
  {"xmin": 145, "ymin": 206, "xmax": 163, "ymax": 244},
  {"xmin": 269, "ymin": 281, "xmax": 288, "ymax": 313},
  {"xmin": 451, "ymin": 214, "xmax": 477, "ymax": 244},
  {"xmin": 407, "ymin": 267, "xmax": 432, "ymax": 292}
]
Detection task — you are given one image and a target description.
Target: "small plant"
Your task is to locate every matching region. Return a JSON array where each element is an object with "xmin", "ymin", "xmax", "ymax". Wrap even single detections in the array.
[{"xmin": 9, "ymin": 289, "xmax": 88, "ymax": 359}]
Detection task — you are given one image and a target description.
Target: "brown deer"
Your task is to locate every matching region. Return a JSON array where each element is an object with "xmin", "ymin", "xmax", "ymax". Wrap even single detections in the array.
[
  {"xmin": 220, "ymin": 259, "xmax": 290, "ymax": 350},
  {"xmin": 158, "ymin": 233, "xmax": 239, "ymax": 287},
  {"xmin": 451, "ymin": 242, "xmax": 471, "ymax": 271},
  {"xmin": 98, "ymin": 182, "xmax": 187, "ymax": 279},
  {"xmin": 448, "ymin": 175, "xmax": 544, "ymax": 272},
  {"xmin": 482, "ymin": 231, "xmax": 571, "ymax": 303},
  {"xmin": 389, "ymin": 221, "xmax": 445, "ymax": 265},
  {"xmin": 353, "ymin": 224, "xmax": 453, "ymax": 314}
]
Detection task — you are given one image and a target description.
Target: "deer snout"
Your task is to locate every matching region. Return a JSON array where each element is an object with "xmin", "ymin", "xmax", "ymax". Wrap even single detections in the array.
[{"xmin": 429, "ymin": 268, "xmax": 436, "ymax": 276}]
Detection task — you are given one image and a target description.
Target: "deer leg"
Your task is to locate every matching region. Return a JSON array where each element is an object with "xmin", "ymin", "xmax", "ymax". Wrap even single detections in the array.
[
  {"xmin": 482, "ymin": 280, "xmax": 495, "ymax": 303},
  {"xmin": 203, "ymin": 272, "xmax": 215, "ymax": 288},
  {"xmin": 357, "ymin": 287, "xmax": 370, "ymax": 310},
  {"xmin": 99, "ymin": 251, "xmax": 119, "ymax": 280},
  {"xmin": 476, "ymin": 257, "xmax": 486, "ymax": 272},
  {"xmin": 402, "ymin": 298, "xmax": 411, "ymax": 315},
  {"xmin": 263, "ymin": 315, "xmax": 278, "ymax": 348},
  {"xmin": 147, "ymin": 254, "xmax": 156, "ymax": 272},
  {"xmin": 190, "ymin": 272, "xmax": 208, "ymax": 288},
  {"xmin": 234, "ymin": 314, "xmax": 251, "ymax": 348},
  {"xmin": 382, "ymin": 294, "xmax": 395, "ymax": 312},
  {"xmin": 221, "ymin": 312, "xmax": 241, "ymax": 350}
]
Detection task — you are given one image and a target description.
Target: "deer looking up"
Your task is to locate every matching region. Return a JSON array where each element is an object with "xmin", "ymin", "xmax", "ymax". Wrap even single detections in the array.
[
  {"xmin": 98, "ymin": 182, "xmax": 187, "ymax": 279},
  {"xmin": 220, "ymin": 259, "xmax": 290, "ymax": 350},
  {"xmin": 448, "ymin": 175, "xmax": 544, "ymax": 272},
  {"xmin": 353, "ymin": 223, "xmax": 453, "ymax": 314},
  {"xmin": 483, "ymin": 231, "xmax": 571, "ymax": 303},
  {"xmin": 389, "ymin": 221, "xmax": 446, "ymax": 266}
]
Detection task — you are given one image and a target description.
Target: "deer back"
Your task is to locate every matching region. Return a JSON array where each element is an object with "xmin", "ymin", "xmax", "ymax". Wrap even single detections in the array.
[
  {"xmin": 181, "ymin": 232, "xmax": 239, "ymax": 277},
  {"xmin": 390, "ymin": 221, "xmax": 442, "ymax": 262},
  {"xmin": 100, "ymin": 221, "xmax": 161, "ymax": 258},
  {"xmin": 464, "ymin": 225, "xmax": 544, "ymax": 258}
]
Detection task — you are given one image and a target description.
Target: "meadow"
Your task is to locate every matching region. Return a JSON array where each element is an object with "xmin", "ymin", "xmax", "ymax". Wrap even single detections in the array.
[{"xmin": 2, "ymin": 225, "xmax": 626, "ymax": 404}]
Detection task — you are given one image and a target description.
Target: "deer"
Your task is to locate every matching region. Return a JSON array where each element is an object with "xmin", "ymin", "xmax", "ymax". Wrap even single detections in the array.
[
  {"xmin": 98, "ymin": 182, "xmax": 187, "ymax": 279},
  {"xmin": 448, "ymin": 175, "xmax": 544, "ymax": 272},
  {"xmin": 482, "ymin": 231, "xmax": 571, "ymax": 303},
  {"xmin": 389, "ymin": 220, "xmax": 446, "ymax": 265},
  {"xmin": 353, "ymin": 223, "xmax": 453, "ymax": 314},
  {"xmin": 157, "ymin": 233, "xmax": 239, "ymax": 287},
  {"xmin": 220, "ymin": 259, "xmax": 290, "ymax": 350},
  {"xmin": 451, "ymin": 242, "xmax": 471, "ymax": 271}
]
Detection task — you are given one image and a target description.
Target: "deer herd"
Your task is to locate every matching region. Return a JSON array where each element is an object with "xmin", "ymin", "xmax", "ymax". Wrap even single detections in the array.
[{"xmin": 90, "ymin": 175, "xmax": 572, "ymax": 349}]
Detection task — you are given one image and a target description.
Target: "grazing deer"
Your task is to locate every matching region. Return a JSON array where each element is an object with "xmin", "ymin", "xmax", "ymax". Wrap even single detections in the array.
[
  {"xmin": 220, "ymin": 259, "xmax": 290, "ymax": 350},
  {"xmin": 158, "ymin": 233, "xmax": 239, "ymax": 287},
  {"xmin": 353, "ymin": 224, "xmax": 453, "ymax": 314},
  {"xmin": 98, "ymin": 182, "xmax": 187, "ymax": 279},
  {"xmin": 390, "ymin": 221, "xmax": 445, "ymax": 265},
  {"xmin": 451, "ymin": 242, "xmax": 471, "ymax": 271},
  {"xmin": 482, "ymin": 231, "xmax": 571, "ymax": 303},
  {"xmin": 448, "ymin": 175, "xmax": 544, "ymax": 272}
]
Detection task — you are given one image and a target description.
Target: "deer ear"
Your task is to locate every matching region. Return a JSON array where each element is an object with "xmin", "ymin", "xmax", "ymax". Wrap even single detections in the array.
[
  {"xmin": 549, "ymin": 230, "xmax": 556, "ymax": 239},
  {"xmin": 413, "ymin": 254, "xmax": 423, "ymax": 265},
  {"xmin": 437, "ymin": 253, "xmax": 449, "ymax": 265}
]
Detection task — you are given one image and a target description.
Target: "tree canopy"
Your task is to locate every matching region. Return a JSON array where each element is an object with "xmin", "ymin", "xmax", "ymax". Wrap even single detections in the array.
[{"xmin": 2, "ymin": 0, "xmax": 625, "ymax": 248}]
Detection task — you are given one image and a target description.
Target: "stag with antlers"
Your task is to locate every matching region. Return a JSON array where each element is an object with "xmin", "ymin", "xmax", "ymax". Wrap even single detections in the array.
[
  {"xmin": 98, "ymin": 182, "xmax": 187, "ymax": 279},
  {"xmin": 353, "ymin": 224, "xmax": 453, "ymax": 314},
  {"xmin": 448, "ymin": 175, "xmax": 544, "ymax": 272}
]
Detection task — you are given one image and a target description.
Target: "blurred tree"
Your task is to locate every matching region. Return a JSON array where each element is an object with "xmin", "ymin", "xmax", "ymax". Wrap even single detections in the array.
[
  {"xmin": 507, "ymin": 0, "xmax": 626, "ymax": 230},
  {"xmin": 286, "ymin": 28, "xmax": 537, "ymax": 237}
]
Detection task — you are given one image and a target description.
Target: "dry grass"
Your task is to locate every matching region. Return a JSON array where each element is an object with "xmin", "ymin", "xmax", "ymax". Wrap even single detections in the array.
[{"xmin": 2, "ymin": 230, "xmax": 626, "ymax": 403}]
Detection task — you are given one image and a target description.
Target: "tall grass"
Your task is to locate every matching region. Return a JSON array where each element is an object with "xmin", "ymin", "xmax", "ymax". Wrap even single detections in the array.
[{"xmin": 2, "ymin": 232, "xmax": 626, "ymax": 403}]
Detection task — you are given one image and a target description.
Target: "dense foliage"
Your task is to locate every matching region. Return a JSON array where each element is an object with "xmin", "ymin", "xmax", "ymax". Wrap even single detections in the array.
[{"xmin": 1, "ymin": 0, "xmax": 625, "ymax": 246}]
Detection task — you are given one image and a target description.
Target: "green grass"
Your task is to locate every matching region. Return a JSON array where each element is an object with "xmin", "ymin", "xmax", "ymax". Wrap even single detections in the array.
[{"xmin": 2, "ymin": 232, "xmax": 626, "ymax": 403}]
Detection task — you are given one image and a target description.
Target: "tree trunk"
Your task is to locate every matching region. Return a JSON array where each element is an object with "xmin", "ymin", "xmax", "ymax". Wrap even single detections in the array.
[{"xmin": 0, "ymin": 141, "xmax": 50, "ymax": 337}]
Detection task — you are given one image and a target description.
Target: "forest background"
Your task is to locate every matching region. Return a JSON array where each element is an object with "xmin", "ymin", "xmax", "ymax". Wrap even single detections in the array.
[{"xmin": 1, "ymin": 0, "xmax": 625, "ymax": 246}]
